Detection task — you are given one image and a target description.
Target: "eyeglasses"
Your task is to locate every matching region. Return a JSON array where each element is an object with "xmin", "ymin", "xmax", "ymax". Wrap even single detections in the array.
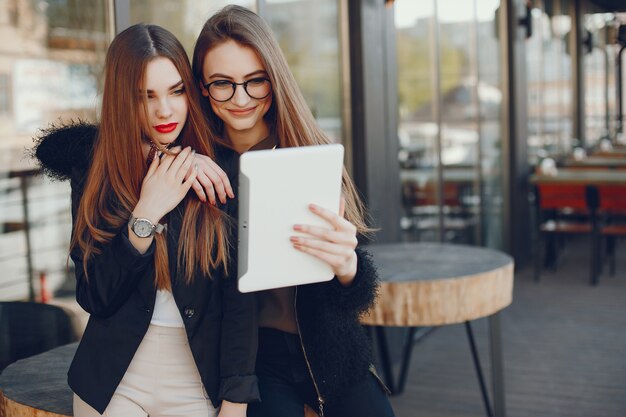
[{"xmin": 204, "ymin": 78, "xmax": 272, "ymax": 102}]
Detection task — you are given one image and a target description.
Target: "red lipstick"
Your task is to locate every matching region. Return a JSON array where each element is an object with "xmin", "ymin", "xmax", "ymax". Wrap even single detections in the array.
[{"xmin": 154, "ymin": 123, "xmax": 178, "ymax": 133}]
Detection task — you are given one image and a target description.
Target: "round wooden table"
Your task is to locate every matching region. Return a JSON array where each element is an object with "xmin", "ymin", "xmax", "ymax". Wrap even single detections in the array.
[
  {"xmin": 0, "ymin": 343, "xmax": 76, "ymax": 417},
  {"xmin": 361, "ymin": 242, "xmax": 513, "ymax": 417}
]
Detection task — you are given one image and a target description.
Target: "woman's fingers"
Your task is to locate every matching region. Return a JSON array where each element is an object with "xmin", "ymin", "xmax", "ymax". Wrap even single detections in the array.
[
  {"xmin": 196, "ymin": 155, "xmax": 233, "ymax": 203},
  {"xmin": 291, "ymin": 237, "xmax": 356, "ymax": 272},
  {"xmin": 191, "ymin": 179, "xmax": 208, "ymax": 203},
  {"xmin": 182, "ymin": 162, "xmax": 198, "ymax": 191},
  {"xmin": 308, "ymin": 203, "xmax": 356, "ymax": 234},
  {"xmin": 292, "ymin": 224, "xmax": 357, "ymax": 248},
  {"xmin": 155, "ymin": 145, "xmax": 181, "ymax": 173},
  {"xmin": 290, "ymin": 236, "xmax": 353, "ymax": 257},
  {"xmin": 206, "ymin": 157, "xmax": 235, "ymax": 199},
  {"xmin": 197, "ymin": 171, "xmax": 217, "ymax": 205},
  {"xmin": 145, "ymin": 152, "xmax": 160, "ymax": 178},
  {"xmin": 197, "ymin": 166, "xmax": 223, "ymax": 204},
  {"xmin": 171, "ymin": 147, "xmax": 195, "ymax": 179}
]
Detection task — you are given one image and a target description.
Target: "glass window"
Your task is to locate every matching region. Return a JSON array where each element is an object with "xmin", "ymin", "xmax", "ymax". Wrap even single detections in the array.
[
  {"xmin": 129, "ymin": 1, "xmax": 256, "ymax": 56},
  {"xmin": 476, "ymin": 0, "xmax": 504, "ymax": 250},
  {"xmin": 0, "ymin": 0, "xmax": 110, "ymax": 300},
  {"xmin": 395, "ymin": 0, "xmax": 503, "ymax": 247},
  {"xmin": 583, "ymin": 10, "xmax": 617, "ymax": 145},
  {"xmin": 527, "ymin": 0, "xmax": 574, "ymax": 165},
  {"xmin": 265, "ymin": 0, "xmax": 343, "ymax": 142},
  {"xmin": 395, "ymin": 0, "xmax": 438, "ymax": 242}
]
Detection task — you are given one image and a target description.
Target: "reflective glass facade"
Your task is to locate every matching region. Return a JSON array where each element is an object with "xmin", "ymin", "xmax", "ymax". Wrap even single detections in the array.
[
  {"xmin": 395, "ymin": 0, "xmax": 503, "ymax": 247},
  {"xmin": 0, "ymin": 0, "xmax": 110, "ymax": 300}
]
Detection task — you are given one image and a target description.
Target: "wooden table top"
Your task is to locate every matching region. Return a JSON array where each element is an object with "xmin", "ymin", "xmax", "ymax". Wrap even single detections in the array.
[
  {"xmin": 361, "ymin": 242, "xmax": 514, "ymax": 327},
  {"xmin": 530, "ymin": 169, "xmax": 626, "ymax": 185},
  {"xmin": 0, "ymin": 343, "xmax": 76, "ymax": 417}
]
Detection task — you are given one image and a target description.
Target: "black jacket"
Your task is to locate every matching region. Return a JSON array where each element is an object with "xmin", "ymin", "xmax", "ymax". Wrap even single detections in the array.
[
  {"xmin": 33, "ymin": 123, "xmax": 260, "ymax": 414},
  {"xmin": 216, "ymin": 144, "xmax": 383, "ymax": 407}
]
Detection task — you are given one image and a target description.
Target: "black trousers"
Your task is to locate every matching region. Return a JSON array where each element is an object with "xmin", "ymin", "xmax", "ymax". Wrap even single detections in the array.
[{"xmin": 247, "ymin": 327, "xmax": 396, "ymax": 417}]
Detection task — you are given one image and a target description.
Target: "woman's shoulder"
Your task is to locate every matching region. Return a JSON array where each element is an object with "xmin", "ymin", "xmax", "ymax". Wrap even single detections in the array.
[{"xmin": 32, "ymin": 120, "xmax": 98, "ymax": 181}]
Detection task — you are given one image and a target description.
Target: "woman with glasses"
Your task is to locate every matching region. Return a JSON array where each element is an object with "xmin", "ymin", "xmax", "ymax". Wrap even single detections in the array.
[
  {"xmin": 33, "ymin": 24, "xmax": 258, "ymax": 417},
  {"xmin": 192, "ymin": 6, "xmax": 396, "ymax": 417}
]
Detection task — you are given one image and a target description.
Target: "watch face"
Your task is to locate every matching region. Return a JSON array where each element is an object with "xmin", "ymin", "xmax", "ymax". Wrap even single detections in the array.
[{"xmin": 133, "ymin": 219, "xmax": 154, "ymax": 238}]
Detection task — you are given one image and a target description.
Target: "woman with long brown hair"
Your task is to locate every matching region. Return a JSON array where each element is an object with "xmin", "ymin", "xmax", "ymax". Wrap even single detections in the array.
[
  {"xmin": 192, "ymin": 6, "xmax": 396, "ymax": 417},
  {"xmin": 34, "ymin": 24, "xmax": 258, "ymax": 417}
]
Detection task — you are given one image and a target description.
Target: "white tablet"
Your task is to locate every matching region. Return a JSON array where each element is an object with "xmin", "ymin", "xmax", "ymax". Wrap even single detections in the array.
[{"xmin": 237, "ymin": 144, "xmax": 344, "ymax": 293}]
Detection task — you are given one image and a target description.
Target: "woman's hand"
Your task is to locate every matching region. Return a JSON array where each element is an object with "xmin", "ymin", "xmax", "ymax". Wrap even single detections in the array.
[
  {"xmin": 217, "ymin": 400, "xmax": 247, "ymax": 417},
  {"xmin": 291, "ymin": 198, "xmax": 358, "ymax": 286},
  {"xmin": 184, "ymin": 153, "xmax": 234, "ymax": 205},
  {"xmin": 134, "ymin": 146, "xmax": 198, "ymax": 223}
]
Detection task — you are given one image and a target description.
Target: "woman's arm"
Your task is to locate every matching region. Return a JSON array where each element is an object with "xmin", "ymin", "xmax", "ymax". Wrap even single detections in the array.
[
  {"xmin": 217, "ymin": 263, "xmax": 260, "ymax": 405},
  {"xmin": 71, "ymin": 147, "xmax": 198, "ymax": 317},
  {"xmin": 69, "ymin": 174, "xmax": 156, "ymax": 318},
  {"xmin": 323, "ymin": 246, "xmax": 379, "ymax": 315}
]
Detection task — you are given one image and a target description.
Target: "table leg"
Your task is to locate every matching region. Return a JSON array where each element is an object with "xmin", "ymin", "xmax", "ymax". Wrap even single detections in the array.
[
  {"xmin": 465, "ymin": 322, "xmax": 494, "ymax": 417},
  {"xmin": 489, "ymin": 313, "xmax": 506, "ymax": 417},
  {"xmin": 374, "ymin": 326, "xmax": 396, "ymax": 393},
  {"xmin": 373, "ymin": 326, "xmax": 419, "ymax": 395}
]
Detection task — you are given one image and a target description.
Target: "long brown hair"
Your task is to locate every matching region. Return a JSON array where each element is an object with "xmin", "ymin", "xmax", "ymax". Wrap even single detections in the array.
[
  {"xmin": 192, "ymin": 5, "xmax": 372, "ymax": 235},
  {"xmin": 73, "ymin": 24, "xmax": 229, "ymax": 290}
]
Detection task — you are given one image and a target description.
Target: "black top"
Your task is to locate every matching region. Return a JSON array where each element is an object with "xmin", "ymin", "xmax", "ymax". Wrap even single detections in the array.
[{"xmin": 34, "ymin": 124, "xmax": 260, "ymax": 414}]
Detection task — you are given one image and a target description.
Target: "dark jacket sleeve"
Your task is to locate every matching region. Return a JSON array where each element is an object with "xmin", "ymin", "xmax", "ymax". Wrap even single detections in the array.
[
  {"xmin": 217, "ymin": 207, "xmax": 260, "ymax": 403},
  {"xmin": 218, "ymin": 268, "xmax": 260, "ymax": 403},
  {"xmin": 33, "ymin": 123, "xmax": 155, "ymax": 318},
  {"xmin": 68, "ymin": 162, "xmax": 156, "ymax": 318},
  {"xmin": 70, "ymin": 174, "xmax": 155, "ymax": 317},
  {"xmin": 32, "ymin": 121, "xmax": 98, "ymax": 181},
  {"xmin": 323, "ymin": 246, "xmax": 379, "ymax": 316}
]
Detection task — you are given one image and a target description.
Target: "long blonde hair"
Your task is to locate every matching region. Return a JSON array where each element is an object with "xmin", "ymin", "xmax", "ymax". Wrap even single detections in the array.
[
  {"xmin": 72, "ymin": 24, "xmax": 229, "ymax": 290},
  {"xmin": 192, "ymin": 5, "xmax": 372, "ymax": 235}
]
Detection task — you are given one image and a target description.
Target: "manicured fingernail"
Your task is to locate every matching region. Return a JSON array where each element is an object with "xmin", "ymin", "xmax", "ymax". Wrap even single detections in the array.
[
  {"xmin": 293, "ymin": 225, "xmax": 302, "ymax": 231},
  {"xmin": 309, "ymin": 204, "xmax": 318, "ymax": 211}
]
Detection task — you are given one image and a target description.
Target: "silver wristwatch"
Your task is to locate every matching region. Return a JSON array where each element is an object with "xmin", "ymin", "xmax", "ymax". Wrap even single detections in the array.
[{"xmin": 128, "ymin": 214, "xmax": 165, "ymax": 238}]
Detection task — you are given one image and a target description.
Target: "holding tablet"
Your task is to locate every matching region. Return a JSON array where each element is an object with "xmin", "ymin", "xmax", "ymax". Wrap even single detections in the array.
[{"xmin": 238, "ymin": 144, "xmax": 344, "ymax": 293}]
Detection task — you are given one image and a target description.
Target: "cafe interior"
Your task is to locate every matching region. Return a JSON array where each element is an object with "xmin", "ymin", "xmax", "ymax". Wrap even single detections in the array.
[{"xmin": 1, "ymin": 0, "xmax": 626, "ymax": 416}]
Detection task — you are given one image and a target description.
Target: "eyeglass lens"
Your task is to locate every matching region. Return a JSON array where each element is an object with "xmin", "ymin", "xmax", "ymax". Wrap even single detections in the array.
[{"xmin": 208, "ymin": 78, "xmax": 271, "ymax": 102}]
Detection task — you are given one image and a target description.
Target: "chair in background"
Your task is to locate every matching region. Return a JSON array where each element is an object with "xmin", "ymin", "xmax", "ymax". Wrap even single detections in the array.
[
  {"xmin": 401, "ymin": 180, "xmax": 476, "ymax": 243},
  {"xmin": 533, "ymin": 184, "xmax": 599, "ymax": 284},
  {"xmin": 0, "ymin": 301, "xmax": 76, "ymax": 372},
  {"xmin": 597, "ymin": 185, "xmax": 626, "ymax": 277}
]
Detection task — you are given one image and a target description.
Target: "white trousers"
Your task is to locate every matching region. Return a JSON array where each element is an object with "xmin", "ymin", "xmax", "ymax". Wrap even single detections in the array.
[{"xmin": 73, "ymin": 324, "xmax": 218, "ymax": 417}]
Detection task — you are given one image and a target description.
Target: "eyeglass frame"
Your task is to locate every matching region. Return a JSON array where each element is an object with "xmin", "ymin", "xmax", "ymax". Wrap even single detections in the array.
[{"xmin": 203, "ymin": 78, "xmax": 272, "ymax": 102}]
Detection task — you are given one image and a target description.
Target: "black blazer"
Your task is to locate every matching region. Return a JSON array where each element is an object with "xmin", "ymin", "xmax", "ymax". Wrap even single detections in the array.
[{"xmin": 34, "ymin": 123, "xmax": 260, "ymax": 414}]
